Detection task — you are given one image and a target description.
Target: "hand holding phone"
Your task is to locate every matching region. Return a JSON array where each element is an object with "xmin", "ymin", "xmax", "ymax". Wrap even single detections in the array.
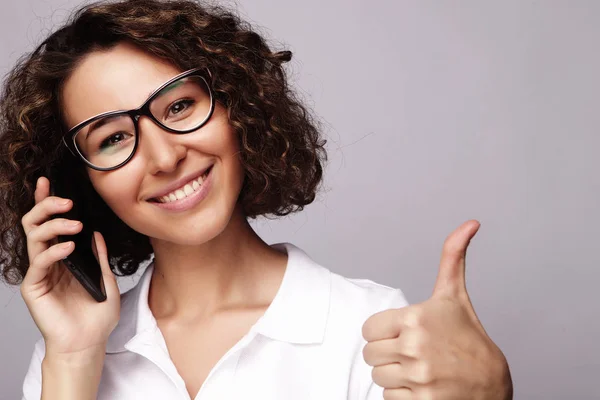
[
  {"xmin": 47, "ymin": 166, "xmax": 108, "ymax": 302},
  {"xmin": 19, "ymin": 175, "xmax": 120, "ymax": 356}
]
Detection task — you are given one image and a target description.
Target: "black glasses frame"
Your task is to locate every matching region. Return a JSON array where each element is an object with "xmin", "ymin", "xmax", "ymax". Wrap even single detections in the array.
[{"xmin": 62, "ymin": 68, "xmax": 215, "ymax": 171}]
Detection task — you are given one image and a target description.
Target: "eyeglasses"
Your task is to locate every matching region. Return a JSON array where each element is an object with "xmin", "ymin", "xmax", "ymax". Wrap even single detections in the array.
[{"xmin": 62, "ymin": 68, "xmax": 215, "ymax": 171}]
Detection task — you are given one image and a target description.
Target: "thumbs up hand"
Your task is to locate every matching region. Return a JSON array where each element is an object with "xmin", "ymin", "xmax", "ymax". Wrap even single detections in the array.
[{"xmin": 362, "ymin": 220, "xmax": 513, "ymax": 399}]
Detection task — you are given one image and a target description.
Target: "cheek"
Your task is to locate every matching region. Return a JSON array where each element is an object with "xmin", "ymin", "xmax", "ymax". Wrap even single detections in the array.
[
  {"xmin": 206, "ymin": 110, "xmax": 244, "ymax": 183},
  {"xmin": 208, "ymin": 107, "xmax": 239, "ymax": 152},
  {"xmin": 222, "ymin": 128, "xmax": 245, "ymax": 187},
  {"xmin": 88, "ymin": 169, "xmax": 140, "ymax": 215}
]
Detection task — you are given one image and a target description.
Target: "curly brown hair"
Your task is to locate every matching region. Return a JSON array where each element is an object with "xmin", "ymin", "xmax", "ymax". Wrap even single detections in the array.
[{"xmin": 0, "ymin": 0, "xmax": 327, "ymax": 286}]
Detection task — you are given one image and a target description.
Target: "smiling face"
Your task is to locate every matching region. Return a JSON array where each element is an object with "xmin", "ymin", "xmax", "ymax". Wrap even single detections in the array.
[{"xmin": 61, "ymin": 42, "xmax": 245, "ymax": 246}]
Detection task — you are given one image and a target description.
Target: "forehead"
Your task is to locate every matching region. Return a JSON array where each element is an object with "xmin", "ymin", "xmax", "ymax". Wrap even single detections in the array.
[{"xmin": 61, "ymin": 42, "xmax": 182, "ymax": 130}]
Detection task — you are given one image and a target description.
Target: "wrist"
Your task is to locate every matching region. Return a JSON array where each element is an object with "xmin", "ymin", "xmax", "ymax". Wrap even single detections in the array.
[
  {"xmin": 41, "ymin": 352, "xmax": 105, "ymax": 400},
  {"xmin": 44, "ymin": 343, "xmax": 107, "ymax": 368}
]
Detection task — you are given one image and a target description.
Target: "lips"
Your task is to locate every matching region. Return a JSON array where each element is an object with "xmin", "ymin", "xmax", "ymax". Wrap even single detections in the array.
[
  {"xmin": 146, "ymin": 164, "xmax": 214, "ymax": 202},
  {"xmin": 148, "ymin": 165, "xmax": 214, "ymax": 212},
  {"xmin": 154, "ymin": 168, "xmax": 211, "ymax": 203}
]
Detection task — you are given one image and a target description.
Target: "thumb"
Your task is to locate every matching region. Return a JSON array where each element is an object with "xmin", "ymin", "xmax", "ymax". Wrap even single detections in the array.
[
  {"xmin": 432, "ymin": 220, "xmax": 480, "ymax": 300},
  {"xmin": 92, "ymin": 231, "xmax": 120, "ymax": 302}
]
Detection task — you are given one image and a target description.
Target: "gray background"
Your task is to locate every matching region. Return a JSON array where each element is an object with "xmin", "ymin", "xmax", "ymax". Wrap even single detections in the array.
[{"xmin": 1, "ymin": 0, "xmax": 599, "ymax": 399}]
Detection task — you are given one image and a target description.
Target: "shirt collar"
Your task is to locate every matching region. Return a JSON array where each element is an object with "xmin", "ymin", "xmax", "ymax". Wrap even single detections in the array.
[{"xmin": 106, "ymin": 243, "xmax": 331, "ymax": 353}]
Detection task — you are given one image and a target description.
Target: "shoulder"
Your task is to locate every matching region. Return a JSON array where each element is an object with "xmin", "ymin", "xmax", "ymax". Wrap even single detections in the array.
[
  {"xmin": 278, "ymin": 242, "xmax": 409, "ymax": 336},
  {"xmin": 325, "ymin": 270, "xmax": 409, "ymax": 340},
  {"xmin": 330, "ymin": 272, "xmax": 409, "ymax": 313}
]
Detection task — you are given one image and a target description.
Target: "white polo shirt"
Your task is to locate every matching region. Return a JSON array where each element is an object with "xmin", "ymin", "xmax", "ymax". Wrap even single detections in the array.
[{"xmin": 22, "ymin": 243, "xmax": 409, "ymax": 400}]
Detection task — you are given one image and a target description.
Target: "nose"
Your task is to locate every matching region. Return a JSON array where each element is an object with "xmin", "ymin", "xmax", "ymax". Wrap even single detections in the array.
[{"xmin": 136, "ymin": 116, "xmax": 186, "ymax": 174}]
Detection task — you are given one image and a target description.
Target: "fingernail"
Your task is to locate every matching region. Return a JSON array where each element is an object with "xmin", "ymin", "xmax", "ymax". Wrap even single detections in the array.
[
  {"xmin": 61, "ymin": 241, "xmax": 73, "ymax": 249},
  {"xmin": 64, "ymin": 220, "xmax": 81, "ymax": 227},
  {"xmin": 56, "ymin": 198, "xmax": 71, "ymax": 206}
]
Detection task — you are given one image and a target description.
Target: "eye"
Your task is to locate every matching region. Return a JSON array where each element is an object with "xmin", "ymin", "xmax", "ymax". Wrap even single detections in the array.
[
  {"xmin": 99, "ymin": 132, "xmax": 129, "ymax": 150},
  {"xmin": 168, "ymin": 99, "xmax": 194, "ymax": 117}
]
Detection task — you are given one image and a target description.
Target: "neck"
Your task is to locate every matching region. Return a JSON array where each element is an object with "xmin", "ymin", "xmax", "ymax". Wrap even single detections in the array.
[{"xmin": 147, "ymin": 204, "xmax": 287, "ymax": 323}]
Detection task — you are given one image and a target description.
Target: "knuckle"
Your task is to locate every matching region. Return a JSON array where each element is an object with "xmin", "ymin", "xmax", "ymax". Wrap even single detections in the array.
[
  {"xmin": 443, "ymin": 237, "xmax": 461, "ymax": 256},
  {"xmin": 30, "ymin": 252, "xmax": 42, "ymax": 269},
  {"xmin": 404, "ymin": 307, "xmax": 424, "ymax": 328},
  {"xmin": 412, "ymin": 361, "xmax": 434, "ymax": 384},
  {"xmin": 400, "ymin": 329, "xmax": 427, "ymax": 358},
  {"xmin": 391, "ymin": 335, "xmax": 403, "ymax": 356},
  {"xmin": 26, "ymin": 225, "xmax": 37, "ymax": 240}
]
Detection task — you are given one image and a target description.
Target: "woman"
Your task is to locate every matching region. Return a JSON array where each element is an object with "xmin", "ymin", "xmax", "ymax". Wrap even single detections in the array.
[{"xmin": 0, "ymin": 0, "xmax": 512, "ymax": 399}]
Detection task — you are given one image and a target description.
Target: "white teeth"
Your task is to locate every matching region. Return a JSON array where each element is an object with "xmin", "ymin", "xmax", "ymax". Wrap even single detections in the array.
[{"xmin": 153, "ymin": 167, "xmax": 212, "ymax": 204}]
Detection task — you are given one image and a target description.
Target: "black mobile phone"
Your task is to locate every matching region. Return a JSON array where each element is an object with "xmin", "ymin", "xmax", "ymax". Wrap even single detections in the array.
[{"xmin": 47, "ymin": 166, "xmax": 107, "ymax": 302}]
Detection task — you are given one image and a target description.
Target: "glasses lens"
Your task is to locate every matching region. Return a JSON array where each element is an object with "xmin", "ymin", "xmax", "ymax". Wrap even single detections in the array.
[
  {"xmin": 73, "ymin": 114, "xmax": 136, "ymax": 169},
  {"xmin": 149, "ymin": 75, "xmax": 212, "ymax": 132}
]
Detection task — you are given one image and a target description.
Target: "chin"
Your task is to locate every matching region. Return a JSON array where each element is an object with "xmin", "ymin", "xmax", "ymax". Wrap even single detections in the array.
[{"xmin": 147, "ymin": 204, "xmax": 235, "ymax": 246}]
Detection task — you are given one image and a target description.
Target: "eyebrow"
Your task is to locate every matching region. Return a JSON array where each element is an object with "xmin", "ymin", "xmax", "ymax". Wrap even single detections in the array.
[{"xmin": 85, "ymin": 115, "xmax": 123, "ymax": 139}]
